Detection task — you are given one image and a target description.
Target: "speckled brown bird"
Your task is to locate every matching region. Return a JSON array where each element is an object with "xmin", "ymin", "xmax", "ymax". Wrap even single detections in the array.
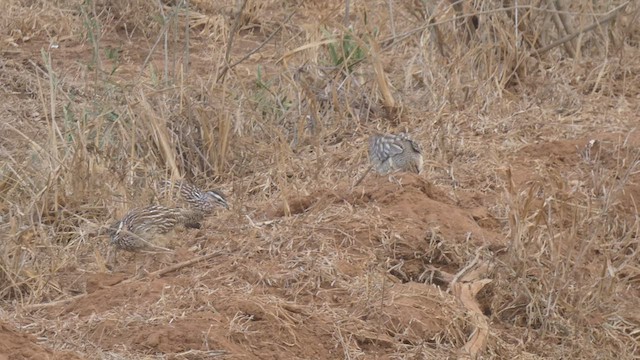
[
  {"xmin": 368, "ymin": 132, "xmax": 424, "ymax": 174},
  {"xmin": 107, "ymin": 205, "xmax": 196, "ymax": 266},
  {"xmin": 352, "ymin": 132, "xmax": 424, "ymax": 188}
]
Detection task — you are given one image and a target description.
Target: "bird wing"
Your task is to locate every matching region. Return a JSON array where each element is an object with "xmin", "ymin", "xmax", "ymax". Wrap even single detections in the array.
[
  {"xmin": 369, "ymin": 135, "xmax": 404, "ymax": 162},
  {"xmin": 407, "ymin": 139, "xmax": 422, "ymax": 154},
  {"xmin": 395, "ymin": 133, "xmax": 422, "ymax": 154}
]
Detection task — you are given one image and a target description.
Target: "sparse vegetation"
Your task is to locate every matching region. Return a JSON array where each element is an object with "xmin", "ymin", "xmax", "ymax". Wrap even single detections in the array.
[{"xmin": 1, "ymin": 0, "xmax": 639, "ymax": 359}]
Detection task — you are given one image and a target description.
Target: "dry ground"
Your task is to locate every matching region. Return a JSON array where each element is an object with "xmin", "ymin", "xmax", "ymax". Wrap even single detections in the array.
[{"xmin": 1, "ymin": 0, "xmax": 639, "ymax": 359}]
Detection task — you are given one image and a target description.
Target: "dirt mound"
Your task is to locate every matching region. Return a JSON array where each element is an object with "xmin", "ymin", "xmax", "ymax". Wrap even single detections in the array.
[
  {"xmin": 10, "ymin": 175, "xmax": 495, "ymax": 359},
  {"xmin": 0, "ymin": 322, "xmax": 81, "ymax": 360}
]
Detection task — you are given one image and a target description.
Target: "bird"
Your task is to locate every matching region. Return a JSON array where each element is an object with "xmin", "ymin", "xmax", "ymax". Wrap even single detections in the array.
[
  {"xmin": 353, "ymin": 132, "xmax": 424, "ymax": 187},
  {"xmin": 158, "ymin": 179, "xmax": 229, "ymax": 213},
  {"xmin": 368, "ymin": 132, "xmax": 424, "ymax": 174},
  {"xmin": 106, "ymin": 205, "xmax": 195, "ymax": 266}
]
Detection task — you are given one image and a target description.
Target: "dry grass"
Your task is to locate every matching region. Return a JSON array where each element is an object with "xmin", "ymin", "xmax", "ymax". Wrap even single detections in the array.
[{"xmin": 1, "ymin": 0, "xmax": 640, "ymax": 358}]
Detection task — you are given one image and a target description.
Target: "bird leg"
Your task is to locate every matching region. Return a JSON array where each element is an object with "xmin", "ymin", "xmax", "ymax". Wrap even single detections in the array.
[
  {"xmin": 134, "ymin": 253, "xmax": 151, "ymax": 279},
  {"xmin": 106, "ymin": 247, "xmax": 118, "ymax": 271},
  {"xmin": 388, "ymin": 172, "xmax": 403, "ymax": 186}
]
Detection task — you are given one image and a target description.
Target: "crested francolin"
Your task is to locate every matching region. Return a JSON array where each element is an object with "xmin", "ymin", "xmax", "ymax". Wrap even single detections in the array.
[
  {"xmin": 107, "ymin": 205, "xmax": 195, "ymax": 266},
  {"xmin": 368, "ymin": 132, "xmax": 424, "ymax": 174}
]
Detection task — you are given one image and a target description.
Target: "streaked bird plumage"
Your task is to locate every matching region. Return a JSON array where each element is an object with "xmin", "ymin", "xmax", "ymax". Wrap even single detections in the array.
[
  {"xmin": 108, "ymin": 205, "xmax": 190, "ymax": 253},
  {"xmin": 368, "ymin": 133, "xmax": 424, "ymax": 174}
]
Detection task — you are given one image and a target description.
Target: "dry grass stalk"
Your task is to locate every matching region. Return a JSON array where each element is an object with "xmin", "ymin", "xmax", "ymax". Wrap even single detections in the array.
[
  {"xmin": 369, "ymin": 38, "xmax": 399, "ymax": 120},
  {"xmin": 537, "ymin": 1, "xmax": 631, "ymax": 56}
]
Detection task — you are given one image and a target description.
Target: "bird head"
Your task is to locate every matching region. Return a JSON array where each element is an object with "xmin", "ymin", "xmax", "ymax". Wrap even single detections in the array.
[
  {"xmin": 201, "ymin": 190, "xmax": 230, "ymax": 211},
  {"xmin": 105, "ymin": 220, "xmax": 124, "ymax": 243}
]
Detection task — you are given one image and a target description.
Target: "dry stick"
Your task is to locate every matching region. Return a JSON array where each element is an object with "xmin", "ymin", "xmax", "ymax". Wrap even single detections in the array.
[
  {"xmin": 344, "ymin": 0, "xmax": 350, "ymax": 27},
  {"xmin": 553, "ymin": 0, "xmax": 576, "ymax": 56},
  {"xmin": 386, "ymin": 3, "xmax": 617, "ymax": 51},
  {"xmin": 183, "ymin": 0, "xmax": 190, "ymax": 75},
  {"xmin": 139, "ymin": 11, "xmax": 178, "ymax": 78},
  {"xmin": 368, "ymin": 35, "xmax": 397, "ymax": 120},
  {"xmin": 454, "ymin": 279, "xmax": 492, "ymax": 359},
  {"xmin": 428, "ymin": 12, "xmax": 447, "ymax": 57},
  {"xmin": 536, "ymin": 1, "xmax": 630, "ymax": 56},
  {"xmin": 450, "ymin": 248, "xmax": 483, "ymax": 288},
  {"xmin": 22, "ymin": 293, "xmax": 88, "ymax": 312},
  {"xmin": 448, "ymin": 249, "xmax": 491, "ymax": 359},
  {"xmin": 139, "ymin": 91, "xmax": 180, "ymax": 176},
  {"xmin": 22, "ymin": 250, "xmax": 226, "ymax": 312},
  {"xmin": 148, "ymin": 249, "xmax": 225, "ymax": 277},
  {"xmin": 547, "ymin": 0, "xmax": 575, "ymax": 57},
  {"xmin": 156, "ymin": 0, "xmax": 169, "ymax": 81},
  {"xmin": 554, "ymin": 1, "xmax": 575, "ymax": 39},
  {"xmin": 217, "ymin": 0, "xmax": 247, "ymax": 84},
  {"xmin": 223, "ymin": 0, "xmax": 247, "ymax": 64},
  {"xmin": 387, "ymin": 0, "xmax": 396, "ymax": 38},
  {"xmin": 217, "ymin": 11, "xmax": 296, "ymax": 83}
]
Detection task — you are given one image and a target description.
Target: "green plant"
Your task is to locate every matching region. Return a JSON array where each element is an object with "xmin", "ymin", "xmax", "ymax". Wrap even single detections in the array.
[{"xmin": 325, "ymin": 29, "xmax": 366, "ymax": 72}]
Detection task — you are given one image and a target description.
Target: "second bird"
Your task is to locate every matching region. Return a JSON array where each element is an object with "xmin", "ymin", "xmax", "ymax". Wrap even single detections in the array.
[
  {"xmin": 108, "ymin": 205, "xmax": 198, "ymax": 264},
  {"xmin": 368, "ymin": 132, "xmax": 424, "ymax": 174}
]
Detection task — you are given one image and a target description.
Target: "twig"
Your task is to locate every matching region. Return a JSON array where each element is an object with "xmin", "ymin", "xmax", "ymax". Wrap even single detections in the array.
[
  {"xmin": 217, "ymin": 10, "xmax": 296, "ymax": 83},
  {"xmin": 183, "ymin": 0, "xmax": 190, "ymax": 75},
  {"xmin": 149, "ymin": 250, "xmax": 225, "ymax": 277},
  {"xmin": 156, "ymin": 0, "xmax": 169, "ymax": 81},
  {"xmin": 344, "ymin": 0, "xmax": 350, "ymax": 27},
  {"xmin": 223, "ymin": 0, "xmax": 248, "ymax": 65},
  {"xmin": 175, "ymin": 350, "xmax": 227, "ymax": 357},
  {"xmin": 450, "ymin": 248, "xmax": 483, "ymax": 288},
  {"xmin": 536, "ymin": 1, "xmax": 630, "ymax": 56},
  {"xmin": 245, "ymin": 215, "xmax": 279, "ymax": 227},
  {"xmin": 387, "ymin": 0, "xmax": 396, "ymax": 38},
  {"xmin": 453, "ymin": 279, "xmax": 492, "ymax": 359},
  {"xmin": 549, "ymin": 0, "xmax": 575, "ymax": 57},
  {"xmin": 554, "ymin": 0, "xmax": 575, "ymax": 42},
  {"xmin": 139, "ymin": 10, "xmax": 178, "ymax": 78},
  {"xmin": 22, "ymin": 293, "xmax": 87, "ymax": 312}
]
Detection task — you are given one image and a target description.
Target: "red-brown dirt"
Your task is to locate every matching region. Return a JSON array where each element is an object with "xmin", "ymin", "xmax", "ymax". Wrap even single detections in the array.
[{"xmin": 0, "ymin": 322, "xmax": 82, "ymax": 360}]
